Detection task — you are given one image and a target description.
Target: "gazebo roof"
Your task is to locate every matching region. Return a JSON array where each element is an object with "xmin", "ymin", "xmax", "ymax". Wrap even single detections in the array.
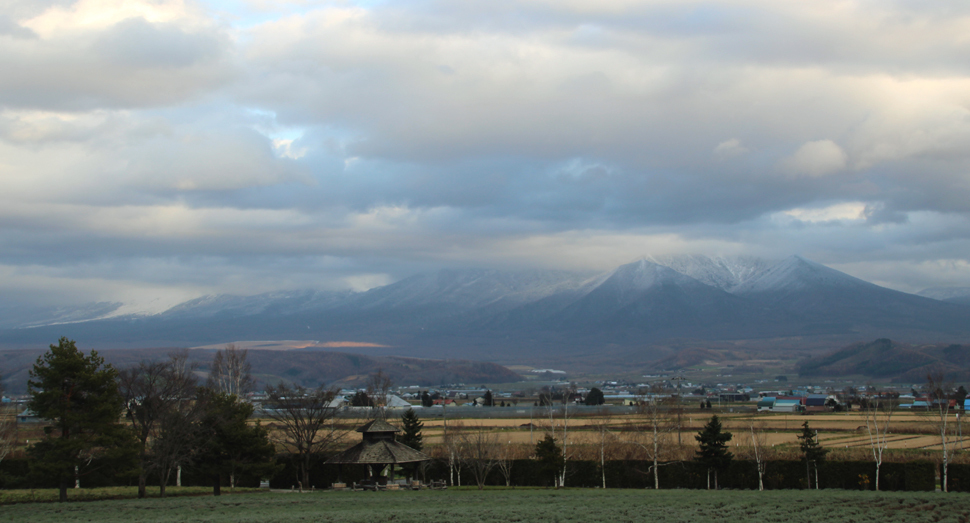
[
  {"xmin": 356, "ymin": 419, "xmax": 402, "ymax": 433},
  {"xmin": 325, "ymin": 418, "xmax": 430, "ymax": 465},
  {"xmin": 325, "ymin": 439, "xmax": 430, "ymax": 465}
]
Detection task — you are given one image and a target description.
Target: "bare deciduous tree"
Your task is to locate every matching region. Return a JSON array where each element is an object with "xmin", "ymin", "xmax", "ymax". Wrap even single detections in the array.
[
  {"xmin": 632, "ymin": 383, "xmax": 678, "ymax": 489},
  {"xmin": 446, "ymin": 421, "xmax": 465, "ymax": 486},
  {"xmin": 265, "ymin": 382, "xmax": 343, "ymax": 492},
  {"xmin": 207, "ymin": 344, "xmax": 253, "ymax": 397},
  {"xmin": 366, "ymin": 369, "xmax": 393, "ymax": 419},
  {"xmin": 593, "ymin": 409, "xmax": 620, "ymax": 489},
  {"xmin": 154, "ymin": 400, "xmax": 204, "ymax": 496},
  {"xmin": 119, "ymin": 352, "xmax": 198, "ymax": 498},
  {"xmin": 0, "ymin": 377, "xmax": 16, "ymax": 465},
  {"xmin": 748, "ymin": 421, "xmax": 768, "ymax": 491},
  {"xmin": 154, "ymin": 350, "xmax": 201, "ymax": 497},
  {"xmin": 862, "ymin": 384, "xmax": 895, "ymax": 491},
  {"xmin": 927, "ymin": 372, "xmax": 953, "ymax": 492},
  {"xmin": 496, "ymin": 439, "xmax": 516, "ymax": 487},
  {"xmin": 460, "ymin": 426, "xmax": 499, "ymax": 490}
]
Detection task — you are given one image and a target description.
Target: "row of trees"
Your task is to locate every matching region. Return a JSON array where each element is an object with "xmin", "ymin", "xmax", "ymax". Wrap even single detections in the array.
[
  {"xmin": 16, "ymin": 338, "xmax": 321, "ymax": 501},
  {"xmin": 3, "ymin": 338, "xmax": 964, "ymax": 497}
]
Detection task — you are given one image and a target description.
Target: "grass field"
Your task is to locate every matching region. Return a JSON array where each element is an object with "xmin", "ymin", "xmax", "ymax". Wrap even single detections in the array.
[
  {"xmin": 0, "ymin": 486, "xmax": 262, "ymax": 505},
  {"xmin": 3, "ymin": 488, "xmax": 970, "ymax": 523}
]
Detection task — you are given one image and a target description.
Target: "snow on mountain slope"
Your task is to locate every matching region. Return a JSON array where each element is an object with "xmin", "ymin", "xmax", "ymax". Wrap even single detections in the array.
[
  {"xmin": 524, "ymin": 259, "xmax": 785, "ymax": 337},
  {"xmin": 732, "ymin": 255, "xmax": 876, "ymax": 295},
  {"xmin": 593, "ymin": 259, "xmax": 708, "ymax": 304},
  {"xmin": 648, "ymin": 254, "xmax": 775, "ymax": 292},
  {"xmin": 348, "ymin": 268, "xmax": 598, "ymax": 311},
  {"xmin": 157, "ymin": 290, "xmax": 354, "ymax": 319},
  {"xmin": 0, "ymin": 302, "xmax": 124, "ymax": 329}
]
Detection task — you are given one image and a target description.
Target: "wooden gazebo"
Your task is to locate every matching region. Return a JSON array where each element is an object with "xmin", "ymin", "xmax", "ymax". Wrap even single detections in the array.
[{"xmin": 326, "ymin": 419, "xmax": 430, "ymax": 485}]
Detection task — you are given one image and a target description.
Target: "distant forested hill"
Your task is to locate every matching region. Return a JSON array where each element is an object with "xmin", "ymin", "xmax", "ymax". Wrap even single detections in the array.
[
  {"xmin": 0, "ymin": 347, "xmax": 522, "ymax": 394},
  {"xmin": 798, "ymin": 339, "xmax": 970, "ymax": 382}
]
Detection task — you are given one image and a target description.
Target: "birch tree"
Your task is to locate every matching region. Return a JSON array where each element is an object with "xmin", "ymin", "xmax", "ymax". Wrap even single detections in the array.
[
  {"xmin": 927, "ymin": 372, "xmax": 953, "ymax": 492},
  {"xmin": 594, "ymin": 410, "xmax": 619, "ymax": 489},
  {"xmin": 496, "ymin": 439, "xmax": 515, "ymax": 487},
  {"xmin": 633, "ymin": 383, "xmax": 677, "ymax": 489},
  {"xmin": 862, "ymin": 385, "xmax": 895, "ymax": 491},
  {"xmin": 749, "ymin": 421, "xmax": 768, "ymax": 491},
  {"xmin": 207, "ymin": 344, "xmax": 253, "ymax": 397}
]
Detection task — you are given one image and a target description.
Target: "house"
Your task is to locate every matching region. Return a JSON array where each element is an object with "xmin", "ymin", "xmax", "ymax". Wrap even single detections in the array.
[
  {"xmin": 757, "ymin": 397, "xmax": 775, "ymax": 411},
  {"xmin": 18, "ymin": 408, "xmax": 41, "ymax": 423}
]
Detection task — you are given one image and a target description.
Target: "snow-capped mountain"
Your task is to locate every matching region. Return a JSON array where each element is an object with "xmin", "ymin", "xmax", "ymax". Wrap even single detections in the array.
[
  {"xmin": 647, "ymin": 254, "xmax": 774, "ymax": 292},
  {"xmin": 346, "ymin": 268, "xmax": 598, "ymax": 312},
  {"xmin": 0, "ymin": 301, "xmax": 123, "ymax": 329},
  {"xmin": 732, "ymin": 255, "xmax": 875, "ymax": 296},
  {"xmin": 4, "ymin": 255, "xmax": 970, "ymax": 354},
  {"xmin": 517, "ymin": 259, "xmax": 784, "ymax": 338}
]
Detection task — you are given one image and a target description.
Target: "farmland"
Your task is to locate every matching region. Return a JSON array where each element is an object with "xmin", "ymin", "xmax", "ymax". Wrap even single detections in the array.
[{"xmin": 3, "ymin": 488, "xmax": 970, "ymax": 523}]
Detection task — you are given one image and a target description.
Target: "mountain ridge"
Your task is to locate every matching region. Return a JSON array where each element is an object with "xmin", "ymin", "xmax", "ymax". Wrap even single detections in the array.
[{"xmin": 3, "ymin": 255, "xmax": 970, "ymax": 358}]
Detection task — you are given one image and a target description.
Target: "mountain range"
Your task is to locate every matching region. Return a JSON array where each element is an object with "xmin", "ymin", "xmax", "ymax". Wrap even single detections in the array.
[{"xmin": 3, "ymin": 255, "xmax": 970, "ymax": 364}]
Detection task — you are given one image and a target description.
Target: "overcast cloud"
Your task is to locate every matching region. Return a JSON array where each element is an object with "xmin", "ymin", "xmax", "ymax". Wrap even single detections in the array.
[{"xmin": 2, "ymin": 0, "xmax": 970, "ymax": 312}]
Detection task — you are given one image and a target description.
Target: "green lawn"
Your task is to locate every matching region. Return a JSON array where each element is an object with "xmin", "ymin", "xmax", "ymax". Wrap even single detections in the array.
[{"xmin": 2, "ymin": 488, "xmax": 969, "ymax": 523}]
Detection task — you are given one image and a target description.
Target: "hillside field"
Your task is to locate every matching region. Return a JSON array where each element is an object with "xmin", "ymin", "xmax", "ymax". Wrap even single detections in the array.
[{"xmin": 4, "ymin": 488, "xmax": 970, "ymax": 523}]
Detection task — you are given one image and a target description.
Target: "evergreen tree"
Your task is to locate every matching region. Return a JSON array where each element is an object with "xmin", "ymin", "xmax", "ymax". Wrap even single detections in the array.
[
  {"xmin": 193, "ymin": 389, "xmax": 279, "ymax": 495},
  {"xmin": 955, "ymin": 385, "xmax": 968, "ymax": 408},
  {"xmin": 27, "ymin": 337, "xmax": 137, "ymax": 502},
  {"xmin": 399, "ymin": 408, "xmax": 424, "ymax": 480},
  {"xmin": 534, "ymin": 434, "xmax": 565, "ymax": 487},
  {"xmin": 421, "ymin": 391, "xmax": 433, "ymax": 408},
  {"xmin": 350, "ymin": 390, "xmax": 373, "ymax": 407},
  {"xmin": 399, "ymin": 408, "xmax": 423, "ymax": 451},
  {"xmin": 695, "ymin": 415, "xmax": 732, "ymax": 490},
  {"xmin": 797, "ymin": 421, "xmax": 827, "ymax": 489},
  {"xmin": 483, "ymin": 390, "xmax": 494, "ymax": 407},
  {"xmin": 584, "ymin": 387, "xmax": 605, "ymax": 406}
]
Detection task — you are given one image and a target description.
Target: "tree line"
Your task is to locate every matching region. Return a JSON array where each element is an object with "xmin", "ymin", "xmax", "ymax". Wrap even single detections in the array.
[
  {"xmin": 1, "ymin": 337, "xmax": 963, "ymax": 500},
  {"xmin": 4, "ymin": 338, "xmax": 343, "ymax": 502}
]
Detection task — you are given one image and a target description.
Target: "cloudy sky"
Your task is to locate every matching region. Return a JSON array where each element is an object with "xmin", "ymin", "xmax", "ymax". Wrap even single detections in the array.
[{"xmin": 2, "ymin": 0, "xmax": 970, "ymax": 313}]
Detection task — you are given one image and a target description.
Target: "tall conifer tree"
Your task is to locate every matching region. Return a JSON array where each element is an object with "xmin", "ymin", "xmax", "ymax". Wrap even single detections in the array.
[{"xmin": 695, "ymin": 415, "xmax": 732, "ymax": 490}]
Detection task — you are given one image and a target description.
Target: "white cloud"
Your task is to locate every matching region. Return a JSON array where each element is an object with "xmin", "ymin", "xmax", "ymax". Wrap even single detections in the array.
[
  {"xmin": 713, "ymin": 138, "xmax": 748, "ymax": 159},
  {"xmin": 4, "ymin": 1, "xmax": 970, "ymax": 306},
  {"xmin": 780, "ymin": 140, "xmax": 848, "ymax": 178},
  {"xmin": 780, "ymin": 202, "xmax": 866, "ymax": 223}
]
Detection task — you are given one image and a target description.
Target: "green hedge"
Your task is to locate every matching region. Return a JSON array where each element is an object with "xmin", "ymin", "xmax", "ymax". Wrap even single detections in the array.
[
  {"xmin": 944, "ymin": 463, "xmax": 970, "ymax": 493},
  {"xmin": 0, "ymin": 456, "xmax": 936, "ymax": 491},
  {"xmin": 411, "ymin": 459, "xmax": 934, "ymax": 491}
]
